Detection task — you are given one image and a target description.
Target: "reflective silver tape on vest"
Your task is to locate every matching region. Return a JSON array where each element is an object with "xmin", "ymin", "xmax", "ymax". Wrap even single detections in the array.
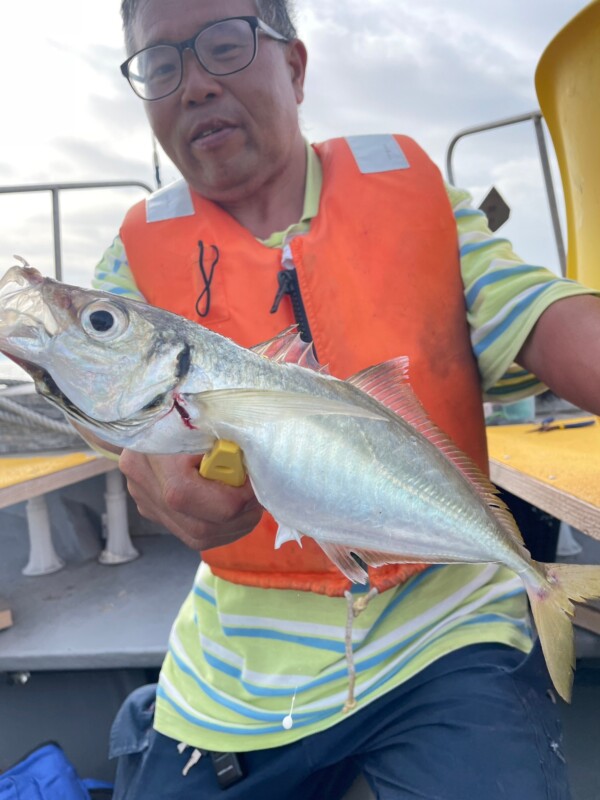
[
  {"xmin": 346, "ymin": 134, "xmax": 409, "ymax": 173},
  {"xmin": 146, "ymin": 178, "xmax": 195, "ymax": 223}
]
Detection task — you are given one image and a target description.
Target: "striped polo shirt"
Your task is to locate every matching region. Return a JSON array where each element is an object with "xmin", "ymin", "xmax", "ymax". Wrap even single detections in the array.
[{"xmin": 93, "ymin": 138, "xmax": 595, "ymax": 752}]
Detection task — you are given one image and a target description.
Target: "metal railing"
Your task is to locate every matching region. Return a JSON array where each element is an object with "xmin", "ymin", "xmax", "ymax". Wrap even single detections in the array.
[
  {"xmin": 445, "ymin": 110, "xmax": 566, "ymax": 277},
  {"xmin": 0, "ymin": 180, "xmax": 153, "ymax": 281}
]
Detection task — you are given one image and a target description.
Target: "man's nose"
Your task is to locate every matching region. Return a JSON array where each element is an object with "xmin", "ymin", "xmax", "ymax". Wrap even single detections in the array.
[{"xmin": 179, "ymin": 48, "xmax": 223, "ymax": 104}]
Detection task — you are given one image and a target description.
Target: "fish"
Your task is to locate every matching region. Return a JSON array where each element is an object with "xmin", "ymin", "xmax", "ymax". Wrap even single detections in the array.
[{"xmin": 1, "ymin": 261, "xmax": 600, "ymax": 702}]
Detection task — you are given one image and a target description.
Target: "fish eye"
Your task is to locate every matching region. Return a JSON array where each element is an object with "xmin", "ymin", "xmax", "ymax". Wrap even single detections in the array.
[{"xmin": 81, "ymin": 300, "xmax": 128, "ymax": 341}]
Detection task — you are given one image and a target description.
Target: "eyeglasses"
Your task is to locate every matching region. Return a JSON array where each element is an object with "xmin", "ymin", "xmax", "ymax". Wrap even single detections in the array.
[{"xmin": 121, "ymin": 16, "xmax": 289, "ymax": 101}]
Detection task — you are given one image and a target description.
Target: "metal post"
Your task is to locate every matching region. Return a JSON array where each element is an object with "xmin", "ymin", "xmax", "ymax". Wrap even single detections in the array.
[
  {"xmin": 51, "ymin": 189, "xmax": 63, "ymax": 282},
  {"xmin": 446, "ymin": 111, "xmax": 545, "ymax": 185},
  {"xmin": 0, "ymin": 181, "xmax": 153, "ymax": 279},
  {"xmin": 445, "ymin": 110, "xmax": 567, "ymax": 275},
  {"xmin": 532, "ymin": 115, "xmax": 567, "ymax": 276}
]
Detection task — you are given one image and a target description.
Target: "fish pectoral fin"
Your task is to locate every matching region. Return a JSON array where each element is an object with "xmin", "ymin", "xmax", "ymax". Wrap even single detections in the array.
[
  {"xmin": 275, "ymin": 524, "xmax": 304, "ymax": 549},
  {"xmin": 187, "ymin": 389, "xmax": 388, "ymax": 427},
  {"xmin": 316, "ymin": 541, "xmax": 369, "ymax": 584}
]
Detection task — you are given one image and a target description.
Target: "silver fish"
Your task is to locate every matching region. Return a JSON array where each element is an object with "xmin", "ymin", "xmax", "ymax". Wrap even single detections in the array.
[{"xmin": 1, "ymin": 262, "xmax": 600, "ymax": 702}]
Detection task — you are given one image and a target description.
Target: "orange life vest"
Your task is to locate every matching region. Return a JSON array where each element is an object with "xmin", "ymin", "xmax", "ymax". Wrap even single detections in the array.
[{"xmin": 120, "ymin": 135, "xmax": 488, "ymax": 596}]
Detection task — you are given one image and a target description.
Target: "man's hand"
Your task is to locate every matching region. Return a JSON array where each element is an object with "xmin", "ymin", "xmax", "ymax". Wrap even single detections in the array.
[{"xmin": 119, "ymin": 450, "xmax": 263, "ymax": 551}]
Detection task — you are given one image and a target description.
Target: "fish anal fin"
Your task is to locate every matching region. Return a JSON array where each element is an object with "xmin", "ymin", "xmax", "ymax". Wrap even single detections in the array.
[
  {"xmin": 353, "ymin": 549, "xmax": 412, "ymax": 568},
  {"xmin": 317, "ymin": 541, "xmax": 368, "ymax": 584},
  {"xmin": 317, "ymin": 541, "xmax": 429, "ymax": 583}
]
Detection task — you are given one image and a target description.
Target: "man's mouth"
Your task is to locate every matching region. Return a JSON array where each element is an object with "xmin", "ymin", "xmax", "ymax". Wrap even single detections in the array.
[
  {"xmin": 189, "ymin": 121, "xmax": 236, "ymax": 148},
  {"xmin": 194, "ymin": 127, "xmax": 224, "ymax": 140}
]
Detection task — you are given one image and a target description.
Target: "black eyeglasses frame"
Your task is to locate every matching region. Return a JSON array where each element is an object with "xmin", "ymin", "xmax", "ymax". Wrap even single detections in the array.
[{"xmin": 120, "ymin": 15, "xmax": 290, "ymax": 101}]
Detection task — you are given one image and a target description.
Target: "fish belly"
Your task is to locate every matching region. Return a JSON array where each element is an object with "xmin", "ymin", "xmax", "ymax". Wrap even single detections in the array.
[{"xmin": 233, "ymin": 414, "xmax": 521, "ymax": 568}]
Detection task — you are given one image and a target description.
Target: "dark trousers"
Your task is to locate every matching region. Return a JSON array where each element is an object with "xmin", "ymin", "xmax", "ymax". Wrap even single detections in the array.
[{"xmin": 109, "ymin": 641, "xmax": 571, "ymax": 799}]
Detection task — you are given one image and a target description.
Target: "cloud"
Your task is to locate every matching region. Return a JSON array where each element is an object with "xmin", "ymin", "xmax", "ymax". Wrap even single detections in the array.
[
  {"xmin": 297, "ymin": 0, "xmax": 585, "ymax": 161},
  {"xmin": 46, "ymin": 136, "xmax": 154, "ymax": 183},
  {"xmin": 0, "ymin": 0, "xmax": 590, "ymax": 286},
  {"xmin": 0, "ymin": 182, "xmax": 150, "ymax": 287},
  {"xmin": 0, "ymin": 163, "xmax": 17, "ymax": 183}
]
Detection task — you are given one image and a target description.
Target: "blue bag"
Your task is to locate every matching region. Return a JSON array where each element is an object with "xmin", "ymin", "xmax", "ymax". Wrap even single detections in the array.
[{"xmin": 0, "ymin": 742, "xmax": 112, "ymax": 800}]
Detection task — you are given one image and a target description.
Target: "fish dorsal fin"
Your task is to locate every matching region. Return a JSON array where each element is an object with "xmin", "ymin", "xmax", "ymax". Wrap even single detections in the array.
[
  {"xmin": 251, "ymin": 327, "xmax": 328, "ymax": 373},
  {"xmin": 347, "ymin": 357, "xmax": 413, "ymax": 419},
  {"xmin": 347, "ymin": 357, "xmax": 524, "ymax": 544}
]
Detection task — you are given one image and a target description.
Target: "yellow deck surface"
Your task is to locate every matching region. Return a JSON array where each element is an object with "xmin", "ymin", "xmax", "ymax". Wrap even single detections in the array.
[
  {"xmin": 486, "ymin": 417, "xmax": 600, "ymax": 508},
  {"xmin": 0, "ymin": 453, "xmax": 97, "ymax": 490}
]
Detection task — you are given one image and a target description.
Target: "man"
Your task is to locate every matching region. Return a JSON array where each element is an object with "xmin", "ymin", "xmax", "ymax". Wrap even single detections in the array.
[{"xmin": 96, "ymin": 0, "xmax": 599, "ymax": 797}]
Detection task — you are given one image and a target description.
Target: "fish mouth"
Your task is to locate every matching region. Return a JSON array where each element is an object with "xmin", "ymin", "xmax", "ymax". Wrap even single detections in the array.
[
  {"xmin": 8, "ymin": 356, "xmax": 171, "ymax": 436},
  {"xmin": 7, "ymin": 356, "xmax": 96, "ymax": 428},
  {"xmin": 1, "ymin": 339, "xmax": 194, "ymax": 441}
]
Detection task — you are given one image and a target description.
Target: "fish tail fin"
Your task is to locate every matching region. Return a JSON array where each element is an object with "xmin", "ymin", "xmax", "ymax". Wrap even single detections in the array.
[{"xmin": 526, "ymin": 563, "xmax": 600, "ymax": 702}]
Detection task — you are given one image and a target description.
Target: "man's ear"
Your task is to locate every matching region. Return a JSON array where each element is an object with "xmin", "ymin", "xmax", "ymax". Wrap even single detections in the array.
[{"xmin": 287, "ymin": 39, "xmax": 308, "ymax": 104}]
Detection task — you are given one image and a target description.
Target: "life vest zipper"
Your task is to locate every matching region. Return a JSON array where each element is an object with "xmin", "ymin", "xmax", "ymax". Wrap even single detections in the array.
[{"xmin": 270, "ymin": 268, "xmax": 313, "ymax": 343}]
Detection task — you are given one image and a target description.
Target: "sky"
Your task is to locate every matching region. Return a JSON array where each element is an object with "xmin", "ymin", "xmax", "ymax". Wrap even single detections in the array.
[{"xmin": 0, "ymin": 0, "xmax": 591, "ymax": 289}]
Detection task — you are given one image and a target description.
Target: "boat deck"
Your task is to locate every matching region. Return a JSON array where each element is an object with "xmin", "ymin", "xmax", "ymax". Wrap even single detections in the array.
[{"xmin": 1, "ymin": 476, "xmax": 599, "ymax": 797}]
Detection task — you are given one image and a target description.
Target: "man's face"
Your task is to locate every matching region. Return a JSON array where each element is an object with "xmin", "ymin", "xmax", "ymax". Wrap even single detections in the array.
[{"xmin": 131, "ymin": 0, "xmax": 307, "ymax": 204}]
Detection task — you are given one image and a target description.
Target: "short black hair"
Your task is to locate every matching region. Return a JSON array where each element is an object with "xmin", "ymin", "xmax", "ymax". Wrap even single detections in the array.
[{"xmin": 120, "ymin": 0, "xmax": 298, "ymax": 54}]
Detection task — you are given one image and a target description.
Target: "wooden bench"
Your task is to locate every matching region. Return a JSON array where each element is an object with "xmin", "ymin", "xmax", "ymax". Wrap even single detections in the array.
[{"xmin": 0, "ymin": 452, "xmax": 134, "ymax": 577}]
